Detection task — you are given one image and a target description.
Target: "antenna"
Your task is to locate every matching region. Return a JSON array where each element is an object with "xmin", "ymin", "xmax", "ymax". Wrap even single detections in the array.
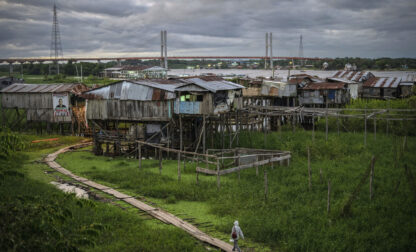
[
  {"xmin": 49, "ymin": 2, "xmax": 63, "ymax": 75},
  {"xmin": 298, "ymin": 34, "xmax": 304, "ymax": 67}
]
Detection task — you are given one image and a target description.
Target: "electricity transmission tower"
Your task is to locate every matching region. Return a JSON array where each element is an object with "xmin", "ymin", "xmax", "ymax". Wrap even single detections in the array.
[
  {"xmin": 49, "ymin": 2, "xmax": 63, "ymax": 75},
  {"xmin": 298, "ymin": 34, "xmax": 304, "ymax": 67}
]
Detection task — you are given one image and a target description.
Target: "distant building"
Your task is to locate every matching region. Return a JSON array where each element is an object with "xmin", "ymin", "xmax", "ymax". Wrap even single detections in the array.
[
  {"xmin": 298, "ymin": 82, "xmax": 350, "ymax": 106},
  {"xmin": 326, "ymin": 77, "xmax": 361, "ymax": 100},
  {"xmin": 102, "ymin": 65, "xmax": 167, "ymax": 79},
  {"xmin": 363, "ymin": 76, "xmax": 404, "ymax": 99},
  {"xmin": 1, "ymin": 83, "xmax": 89, "ymax": 134}
]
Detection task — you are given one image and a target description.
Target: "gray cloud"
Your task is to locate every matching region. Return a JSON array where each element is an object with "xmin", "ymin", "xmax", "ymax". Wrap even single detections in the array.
[{"xmin": 0, "ymin": 0, "xmax": 415, "ymax": 58}]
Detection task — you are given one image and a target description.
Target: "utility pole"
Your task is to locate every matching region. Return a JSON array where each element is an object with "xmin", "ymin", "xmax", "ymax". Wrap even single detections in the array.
[
  {"xmin": 269, "ymin": 32, "xmax": 274, "ymax": 77},
  {"xmin": 265, "ymin": 33, "xmax": 268, "ymax": 69},
  {"xmin": 298, "ymin": 34, "xmax": 304, "ymax": 67},
  {"xmin": 49, "ymin": 2, "xmax": 63, "ymax": 75}
]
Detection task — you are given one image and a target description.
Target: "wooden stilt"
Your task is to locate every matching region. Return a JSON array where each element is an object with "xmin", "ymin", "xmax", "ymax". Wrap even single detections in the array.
[
  {"xmin": 159, "ymin": 148, "xmax": 162, "ymax": 175},
  {"xmin": 308, "ymin": 146, "xmax": 312, "ymax": 191},
  {"xmin": 178, "ymin": 115, "xmax": 182, "ymax": 182},
  {"xmin": 138, "ymin": 143, "xmax": 142, "ymax": 169},
  {"xmin": 264, "ymin": 169, "xmax": 268, "ymax": 201},
  {"xmin": 364, "ymin": 106, "xmax": 367, "ymax": 146}
]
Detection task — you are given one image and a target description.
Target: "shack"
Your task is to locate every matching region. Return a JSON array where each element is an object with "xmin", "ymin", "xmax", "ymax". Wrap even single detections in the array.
[
  {"xmin": 174, "ymin": 76, "xmax": 244, "ymax": 115},
  {"xmin": 362, "ymin": 76, "xmax": 403, "ymax": 99},
  {"xmin": 326, "ymin": 77, "xmax": 361, "ymax": 99},
  {"xmin": 298, "ymin": 82, "xmax": 350, "ymax": 106},
  {"xmin": 331, "ymin": 71, "xmax": 375, "ymax": 83},
  {"xmin": 400, "ymin": 74, "xmax": 415, "ymax": 98},
  {"xmin": 0, "ymin": 83, "xmax": 88, "ymax": 133}
]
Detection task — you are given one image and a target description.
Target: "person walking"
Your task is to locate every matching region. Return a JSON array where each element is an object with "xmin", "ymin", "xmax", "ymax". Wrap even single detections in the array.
[{"xmin": 231, "ymin": 220, "xmax": 244, "ymax": 252}]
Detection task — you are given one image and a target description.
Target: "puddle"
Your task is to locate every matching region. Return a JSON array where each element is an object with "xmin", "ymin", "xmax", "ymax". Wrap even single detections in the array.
[{"xmin": 50, "ymin": 181, "xmax": 89, "ymax": 199}]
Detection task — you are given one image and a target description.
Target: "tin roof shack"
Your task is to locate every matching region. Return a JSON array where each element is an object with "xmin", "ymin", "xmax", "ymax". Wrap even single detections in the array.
[
  {"xmin": 327, "ymin": 77, "xmax": 361, "ymax": 100},
  {"xmin": 1, "ymin": 83, "xmax": 88, "ymax": 133},
  {"xmin": 84, "ymin": 79, "xmax": 183, "ymax": 154},
  {"xmin": 287, "ymin": 74, "xmax": 324, "ymax": 106},
  {"xmin": 400, "ymin": 74, "xmax": 416, "ymax": 98},
  {"xmin": 262, "ymin": 80, "xmax": 297, "ymax": 106},
  {"xmin": 331, "ymin": 70, "xmax": 375, "ymax": 83},
  {"xmin": 85, "ymin": 79, "xmax": 179, "ymax": 122},
  {"xmin": 238, "ymin": 78, "xmax": 263, "ymax": 97},
  {"xmin": 298, "ymin": 82, "xmax": 350, "ymax": 107},
  {"xmin": 174, "ymin": 76, "xmax": 244, "ymax": 115},
  {"xmin": 362, "ymin": 77, "xmax": 403, "ymax": 99}
]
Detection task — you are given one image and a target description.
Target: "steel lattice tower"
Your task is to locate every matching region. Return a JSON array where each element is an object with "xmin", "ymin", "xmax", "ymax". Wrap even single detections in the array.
[
  {"xmin": 298, "ymin": 34, "xmax": 304, "ymax": 67},
  {"xmin": 49, "ymin": 3, "xmax": 63, "ymax": 75}
]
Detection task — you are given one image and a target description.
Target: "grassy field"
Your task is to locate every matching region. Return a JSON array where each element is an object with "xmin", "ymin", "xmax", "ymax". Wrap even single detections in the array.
[
  {"xmin": 0, "ymin": 134, "xmax": 209, "ymax": 251},
  {"xmin": 3, "ymin": 73, "xmax": 115, "ymax": 86},
  {"xmin": 56, "ymin": 129, "xmax": 416, "ymax": 251}
]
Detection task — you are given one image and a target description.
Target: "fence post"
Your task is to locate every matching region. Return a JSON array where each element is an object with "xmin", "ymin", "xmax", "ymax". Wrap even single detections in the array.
[
  {"xmin": 374, "ymin": 117, "xmax": 376, "ymax": 141},
  {"xmin": 159, "ymin": 148, "xmax": 162, "ymax": 175},
  {"xmin": 325, "ymin": 106, "xmax": 328, "ymax": 141},
  {"xmin": 327, "ymin": 179, "xmax": 331, "ymax": 213},
  {"xmin": 256, "ymin": 156, "xmax": 259, "ymax": 176},
  {"xmin": 312, "ymin": 112, "xmax": 315, "ymax": 141},
  {"xmin": 308, "ymin": 146, "xmax": 312, "ymax": 191},
  {"xmin": 264, "ymin": 169, "xmax": 268, "ymax": 201},
  {"xmin": 216, "ymin": 159, "xmax": 220, "ymax": 190},
  {"xmin": 138, "ymin": 143, "xmax": 142, "ymax": 170},
  {"xmin": 364, "ymin": 106, "xmax": 367, "ymax": 146}
]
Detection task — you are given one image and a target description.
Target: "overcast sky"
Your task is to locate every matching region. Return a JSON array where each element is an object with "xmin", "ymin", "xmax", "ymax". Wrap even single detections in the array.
[{"xmin": 0, "ymin": 0, "xmax": 415, "ymax": 58}]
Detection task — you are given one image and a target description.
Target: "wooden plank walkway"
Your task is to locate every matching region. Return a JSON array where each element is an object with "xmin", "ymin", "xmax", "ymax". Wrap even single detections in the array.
[{"xmin": 44, "ymin": 142, "xmax": 234, "ymax": 252}]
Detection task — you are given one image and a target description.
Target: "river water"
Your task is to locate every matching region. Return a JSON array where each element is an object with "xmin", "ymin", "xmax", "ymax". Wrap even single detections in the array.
[{"xmin": 169, "ymin": 69, "xmax": 415, "ymax": 79}]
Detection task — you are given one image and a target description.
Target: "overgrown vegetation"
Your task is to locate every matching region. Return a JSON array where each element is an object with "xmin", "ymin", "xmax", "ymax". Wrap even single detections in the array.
[
  {"xmin": 58, "ymin": 130, "xmax": 416, "ymax": 251},
  {"xmin": 316, "ymin": 97, "xmax": 416, "ymax": 136},
  {"xmin": 0, "ymin": 134, "xmax": 207, "ymax": 251}
]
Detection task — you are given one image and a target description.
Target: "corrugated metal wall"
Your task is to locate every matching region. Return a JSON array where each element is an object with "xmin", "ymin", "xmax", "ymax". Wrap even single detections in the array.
[
  {"xmin": 1, "ymin": 93, "xmax": 72, "ymax": 122},
  {"xmin": 86, "ymin": 99, "xmax": 172, "ymax": 121}
]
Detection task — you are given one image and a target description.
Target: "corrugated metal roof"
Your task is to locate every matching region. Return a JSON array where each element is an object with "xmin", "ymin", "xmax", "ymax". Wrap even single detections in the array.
[
  {"xmin": 327, "ymin": 77, "xmax": 357, "ymax": 84},
  {"xmin": 0, "ymin": 83, "xmax": 88, "ymax": 94},
  {"xmin": 331, "ymin": 71, "xmax": 374, "ymax": 82},
  {"xmin": 179, "ymin": 77, "xmax": 244, "ymax": 93},
  {"xmin": 84, "ymin": 80, "xmax": 180, "ymax": 100},
  {"xmin": 364, "ymin": 77, "xmax": 401, "ymax": 88},
  {"xmin": 302, "ymin": 82, "xmax": 346, "ymax": 90},
  {"xmin": 402, "ymin": 74, "xmax": 416, "ymax": 83}
]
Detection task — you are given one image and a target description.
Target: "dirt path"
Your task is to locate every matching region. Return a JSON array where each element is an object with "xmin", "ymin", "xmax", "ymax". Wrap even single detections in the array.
[{"xmin": 44, "ymin": 142, "xmax": 234, "ymax": 252}]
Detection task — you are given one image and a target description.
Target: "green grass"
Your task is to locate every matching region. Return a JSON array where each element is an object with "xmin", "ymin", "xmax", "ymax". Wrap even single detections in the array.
[
  {"xmin": 0, "ymin": 136, "xmax": 209, "ymax": 251},
  {"xmin": 57, "ymin": 130, "xmax": 416, "ymax": 251}
]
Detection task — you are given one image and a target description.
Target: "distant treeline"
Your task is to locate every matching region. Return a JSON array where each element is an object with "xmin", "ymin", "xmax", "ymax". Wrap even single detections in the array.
[{"xmin": 1, "ymin": 57, "xmax": 415, "ymax": 77}]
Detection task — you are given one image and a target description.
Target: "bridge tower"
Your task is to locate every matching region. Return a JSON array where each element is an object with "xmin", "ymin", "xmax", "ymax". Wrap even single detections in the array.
[
  {"xmin": 298, "ymin": 34, "xmax": 304, "ymax": 67},
  {"xmin": 49, "ymin": 2, "xmax": 63, "ymax": 75}
]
